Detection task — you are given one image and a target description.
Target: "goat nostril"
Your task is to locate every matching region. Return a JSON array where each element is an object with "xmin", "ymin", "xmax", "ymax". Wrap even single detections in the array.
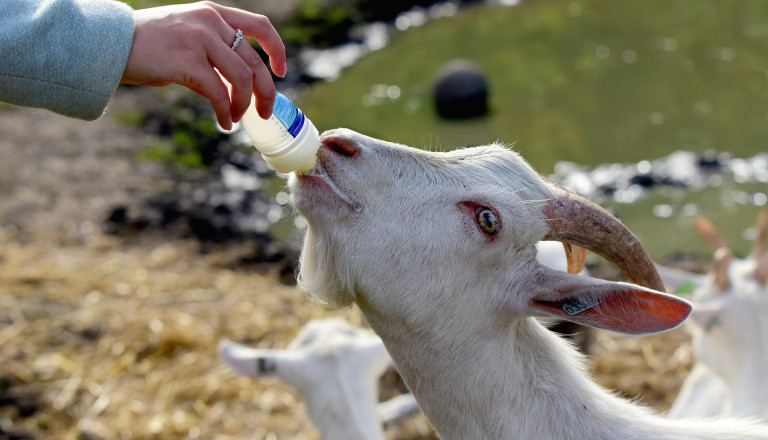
[{"xmin": 323, "ymin": 138, "xmax": 359, "ymax": 158}]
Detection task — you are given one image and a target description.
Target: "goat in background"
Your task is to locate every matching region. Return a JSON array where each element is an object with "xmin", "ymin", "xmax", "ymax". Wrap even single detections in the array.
[
  {"xmin": 219, "ymin": 318, "xmax": 419, "ymax": 440},
  {"xmin": 660, "ymin": 212, "xmax": 768, "ymax": 418}
]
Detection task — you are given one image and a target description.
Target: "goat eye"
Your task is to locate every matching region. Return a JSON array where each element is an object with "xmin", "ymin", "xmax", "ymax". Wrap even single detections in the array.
[{"xmin": 475, "ymin": 208, "xmax": 499, "ymax": 236}]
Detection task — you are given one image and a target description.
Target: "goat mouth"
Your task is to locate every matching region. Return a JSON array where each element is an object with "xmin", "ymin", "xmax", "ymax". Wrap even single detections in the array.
[{"xmin": 298, "ymin": 162, "xmax": 362, "ymax": 212}]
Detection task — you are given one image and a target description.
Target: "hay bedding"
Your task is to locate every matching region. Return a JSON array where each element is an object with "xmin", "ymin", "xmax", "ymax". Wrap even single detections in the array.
[
  {"xmin": 0, "ymin": 227, "xmax": 694, "ymax": 439},
  {"xmin": 0, "ymin": 91, "xmax": 436, "ymax": 440},
  {"xmin": 0, "ymin": 230, "xmax": 442, "ymax": 439}
]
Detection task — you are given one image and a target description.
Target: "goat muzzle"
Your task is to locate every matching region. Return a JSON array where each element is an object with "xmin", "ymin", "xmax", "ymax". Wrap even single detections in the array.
[{"xmin": 542, "ymin": 187, "xmax": 665, "ymax": 292}]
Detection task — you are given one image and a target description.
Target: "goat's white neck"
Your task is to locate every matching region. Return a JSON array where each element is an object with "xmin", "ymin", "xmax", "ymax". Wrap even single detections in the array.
[
  {"xmin": 360, "ymin": 306, "xmax": 630, "ymax": 439},
  {"xmin": 360, "ymin": 305, "xmax": 765, "ymax": 440}
]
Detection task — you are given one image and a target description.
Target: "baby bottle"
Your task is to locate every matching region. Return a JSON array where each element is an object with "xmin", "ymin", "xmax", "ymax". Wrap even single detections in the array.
[{"xmin": 241, "ymin": 92, "xmax": 320, "ymax": 173}]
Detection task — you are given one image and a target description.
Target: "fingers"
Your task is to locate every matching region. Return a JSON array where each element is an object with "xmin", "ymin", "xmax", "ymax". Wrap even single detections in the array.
[
  {"xmin": 126, "ymin": 2, "xmax": 287, "ymax": 128},
  {"xmin": 236, "ymin": 43, "xmax": 276, "ymax": 119},
  {"xmin": 206, "ymin": 39, "xmax": 255, "ymax": 123},
  {"xmin": 208, "ymin": 26, "xmax": 276, "ymax": 122},
  {"xmin": 209, "ymin": 3, "xmax": 287, "ymax": 77},
  {"xmin": 227, "ymin": 28, "xmax": 277, "ymax": 120},
  {"xmin": 189, "ymin": 66, "xmax": 234, "ymax": 130},
  {"xmin": 203, "ymin": 2, "xmax": 284, "ymax": 121}
]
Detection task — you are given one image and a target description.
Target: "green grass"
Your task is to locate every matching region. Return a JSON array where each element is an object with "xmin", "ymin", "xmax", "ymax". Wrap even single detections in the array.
[
  {"xmin": 113, "ymin": 107, "xmax": 144, "ymax": 128},
  {"xmin": 136, "ymin": 141, "xmax": 205, "ymax": 167},
  {"xmin": 602, "ymin": 182, "xmax": 767, "ymax": 260},
  {"xmin": 293, "ymin": 0, "xmax": 768, "ymax": 259},
  {"xmin": 297, "ymin": 0, "xmax": 768, "ymax": 172}
]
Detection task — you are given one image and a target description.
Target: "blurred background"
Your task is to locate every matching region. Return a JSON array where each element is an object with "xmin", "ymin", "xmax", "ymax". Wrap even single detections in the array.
[{"xmin": 1, "ymin": 0, "xmax": 767, "ymax": 438}]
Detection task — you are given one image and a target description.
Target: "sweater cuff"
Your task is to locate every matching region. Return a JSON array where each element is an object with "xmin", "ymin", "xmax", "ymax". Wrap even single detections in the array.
[
  {"xmin": 68, "ymin": 0, "xmax": 136, "ymax": 120},
  {"xmin": 0, "ymin": 0, "xmax": 135, "ymax": 120}
]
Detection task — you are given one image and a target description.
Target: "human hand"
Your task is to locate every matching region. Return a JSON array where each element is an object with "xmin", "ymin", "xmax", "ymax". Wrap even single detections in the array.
[{"xmin": 121, "ymin": 1, "xmax": 286, "ymax": 130}]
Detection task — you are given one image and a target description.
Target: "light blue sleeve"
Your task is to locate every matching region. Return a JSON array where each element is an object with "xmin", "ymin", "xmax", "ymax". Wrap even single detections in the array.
[{"xmin": 0, "ymin": 0, "xmax": 135, "ymax": 120}]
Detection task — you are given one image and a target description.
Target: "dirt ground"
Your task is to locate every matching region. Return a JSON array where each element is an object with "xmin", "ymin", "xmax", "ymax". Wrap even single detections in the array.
[{"xmin": 0, "ymin": 88, "xmax": 698, "ymax": 439}]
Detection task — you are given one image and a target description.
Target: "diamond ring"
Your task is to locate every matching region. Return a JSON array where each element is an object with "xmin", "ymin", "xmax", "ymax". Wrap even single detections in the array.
[{"xmin": 231, "ymin": 29, "xmax": 243, "ymax": 51}]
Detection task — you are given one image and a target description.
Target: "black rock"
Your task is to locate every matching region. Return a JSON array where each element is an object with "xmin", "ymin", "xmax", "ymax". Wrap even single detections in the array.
[{"xmin": 432, "ymin": 59, "xmax": 489, "ymax": 119}]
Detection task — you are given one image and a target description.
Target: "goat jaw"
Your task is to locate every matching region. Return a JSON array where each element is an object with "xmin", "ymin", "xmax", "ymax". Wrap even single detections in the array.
[
  {"xmin": 542, "ymin": 187, "xmax": 664, "ymax": 292},
  {"xmin": 298, "ymin": 161, "xmax": 362, "ymax": 213}
]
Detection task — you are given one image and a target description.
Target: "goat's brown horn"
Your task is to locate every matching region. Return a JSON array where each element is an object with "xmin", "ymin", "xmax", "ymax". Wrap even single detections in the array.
[
  {"xmin": 695, "ymin": 217, "xmax": 729, "ymax": 252},
  {"xmin": 563, "ymin": 243, "xmax": 587, "ymax": 275},
  {"xmin": 752, "ymin": 211, "xmax": 768, "ymax": 286},
  {"xmin": 712, "ymin": 247, "xmax": 733, "ymax": 291},
  {"xmin": 755, "ymin": 254, "xmax": 768, "ymax": 286},
  {"xmin": 542, "ymin": 188, "xmax": 664, "ymax": 292},
  {"xmin": 695, "ymin": 217, "xmax": 732, "ymax": 292},
  {"xmin": 750, "ymin": 211, "xmax": 768, "ymax": 260}
]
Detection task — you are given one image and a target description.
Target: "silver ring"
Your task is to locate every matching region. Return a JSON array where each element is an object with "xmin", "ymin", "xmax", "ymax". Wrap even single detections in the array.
[{"xmin": 231, "ymin": 29, "xmax": 243, "ymax": 51}]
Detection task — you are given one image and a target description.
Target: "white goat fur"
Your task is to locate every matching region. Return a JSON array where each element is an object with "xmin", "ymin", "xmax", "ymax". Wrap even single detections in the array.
[
  {"xmin": 219, "ymin": 318, "xmax": 418, "ymax": 440},
  {"xmin": 220, "ymin": 245, "xmax": 584, "ymax": 438},
  {"xmin": 289, "ymin": 128, "xmax": 768, "ymax": 439},
  {"xmin": 662, "ymin": 215, "xmax": 768, "ymax": 418}
]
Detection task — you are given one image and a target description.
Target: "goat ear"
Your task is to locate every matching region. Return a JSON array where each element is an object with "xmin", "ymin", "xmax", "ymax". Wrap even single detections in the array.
[
  {"xmin": 218, "ymin": 340, "xmax": 288, "ymax": 378},
  {"xmin": 526, "ymin": 267, "xmax": 692, "ymax": 335}
]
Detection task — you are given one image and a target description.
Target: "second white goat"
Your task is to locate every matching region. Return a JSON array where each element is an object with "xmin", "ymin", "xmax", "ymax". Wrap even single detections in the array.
[
  {"xmin": 664, "ymin": 213, "xmax": 768, "ymax": 418},
  {"xmin": 219, "ymin": 318, "xmax": 419, "ymax": 440},
  {"xmin": 289, "ymin": 128, "xmax": 768, "ymax": 439}
]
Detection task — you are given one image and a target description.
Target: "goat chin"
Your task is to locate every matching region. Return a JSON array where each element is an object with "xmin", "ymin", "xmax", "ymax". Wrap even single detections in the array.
[
  {"xmin": 289, "ymin": 128, "xmax": 767, "ymax": 439},
  {"xmin": 297, "ymin": 227, "xmax": 356, "ymax": 307}
]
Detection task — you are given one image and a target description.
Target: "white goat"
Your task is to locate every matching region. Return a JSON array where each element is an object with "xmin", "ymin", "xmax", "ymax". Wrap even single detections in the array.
[
  {"xmin": 288, "ymin": 128, "xmax": 768, "ymax": 439},
  {"xmin": 218, "ymin": 318, "xmax": 419, "ymax": 440},
  {"xmin": 664, "ymin": 213, "xmax": 768, "ymax": 418}
]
